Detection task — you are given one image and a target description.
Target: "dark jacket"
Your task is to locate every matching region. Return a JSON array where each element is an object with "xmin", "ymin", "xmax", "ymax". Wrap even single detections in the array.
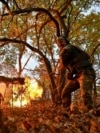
[{"xmin": 60, "ymin": 44, "xmax": 92, "ymax": 74}]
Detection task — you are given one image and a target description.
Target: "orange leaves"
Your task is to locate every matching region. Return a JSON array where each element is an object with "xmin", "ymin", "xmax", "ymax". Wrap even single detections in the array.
[{"xmin": 1, "ymin": 101, "xmax": 100, "ymax": 133}]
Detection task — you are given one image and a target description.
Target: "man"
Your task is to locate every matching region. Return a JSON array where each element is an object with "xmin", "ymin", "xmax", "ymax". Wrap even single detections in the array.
[{"xmin": 56, "ymin": 36, "xmax": 95, "ymax": 112}]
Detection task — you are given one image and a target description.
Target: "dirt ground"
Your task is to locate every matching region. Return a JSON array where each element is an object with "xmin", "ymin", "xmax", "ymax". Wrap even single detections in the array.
[{"xmin": 0, "ymin": 100, "xmax": 100, "ymax": 133}]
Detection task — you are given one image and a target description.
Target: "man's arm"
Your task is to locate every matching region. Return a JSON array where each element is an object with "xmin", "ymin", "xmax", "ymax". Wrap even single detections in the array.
[{"xmin": 60, "ymin": 46, "xmax": 71, "ymax": 67}]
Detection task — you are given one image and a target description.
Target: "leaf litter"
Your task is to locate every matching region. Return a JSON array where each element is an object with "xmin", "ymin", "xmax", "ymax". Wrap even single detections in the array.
[{"xmin": 0, "ymin": 100, "xmax": 100, "ymax": 133}]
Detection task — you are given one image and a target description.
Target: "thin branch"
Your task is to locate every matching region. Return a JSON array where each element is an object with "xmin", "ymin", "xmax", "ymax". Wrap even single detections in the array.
[
  {"xmin": 0, "ymin": 37, "xmax": 45, "ymax": 58},
  {"xmin": 22, "ymin": 54, "xmax": 32, "ymax": 71},
  {"xmin": 91, "ymin": 43, "xmax": 100, "ymax": 57}
]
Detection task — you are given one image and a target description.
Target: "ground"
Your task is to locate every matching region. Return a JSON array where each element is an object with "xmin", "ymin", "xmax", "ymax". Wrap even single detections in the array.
[{"xmin": 0, "ymin": 100, "xmax": 100, "ymax": 133}]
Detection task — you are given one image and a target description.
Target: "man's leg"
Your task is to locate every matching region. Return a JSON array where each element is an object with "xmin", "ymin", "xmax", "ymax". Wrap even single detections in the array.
[
  {"xmin": 61, "ymin": 80, "xmax": 79, "ymax": 111},
  {"xmin": 78, "ymin": 74, "xmax": 94, "ymax": 110}
]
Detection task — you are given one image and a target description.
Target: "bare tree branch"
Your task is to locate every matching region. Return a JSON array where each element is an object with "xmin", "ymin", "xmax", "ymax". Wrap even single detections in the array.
[{"xmin": 0, "ymin": 76, "xmax": 24, "ymax": 84}]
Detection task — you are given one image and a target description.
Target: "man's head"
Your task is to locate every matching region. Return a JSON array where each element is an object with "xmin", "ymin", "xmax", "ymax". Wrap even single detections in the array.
[{"xmin": 56, "ymin": 36, "xmax": 69, "ymax": 48}]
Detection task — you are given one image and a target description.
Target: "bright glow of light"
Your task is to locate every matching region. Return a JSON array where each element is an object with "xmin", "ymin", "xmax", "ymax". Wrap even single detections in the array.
[
  {"xmin": 10, "ymin": 98, "xmax": 28, "ymax": 107},
  {"xmin": 28, "ymin": 79, "xmax": 43, "ymax": 99},
  {"xmin": 10, "ymin": 78, "xmax": 43, "ymax": 107}
]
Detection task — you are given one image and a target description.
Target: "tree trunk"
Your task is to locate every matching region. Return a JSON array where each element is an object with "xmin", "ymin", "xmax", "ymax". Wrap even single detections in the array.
[
  {"xmin": 44, "ymin": 58, "xmax": 57, "ymax": 103},
  {"xmin": 57, "ymin": 68, "xmax": 66, "ymax": 97}
]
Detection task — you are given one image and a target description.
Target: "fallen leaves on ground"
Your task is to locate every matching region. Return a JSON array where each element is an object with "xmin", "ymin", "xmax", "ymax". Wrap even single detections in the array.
[{"xmin": 0, "ymin": 100, "xmax": 100, "ymax": 133}]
